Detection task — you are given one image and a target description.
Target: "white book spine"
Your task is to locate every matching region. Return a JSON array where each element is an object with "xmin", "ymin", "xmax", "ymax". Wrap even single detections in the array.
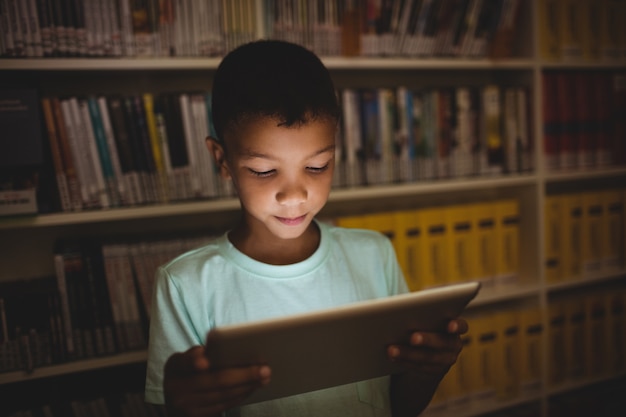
[
  {"xmin": 77, "ymin": 98, "xmax": 110, "ymax": 208},
  {"xmin": 61, "ymin": 99, "xmax": 91, "ymax": 206},
  {"xmin": 179, "ymin": 93, "xmax": 201, "ymax": 196},
  {"xmin": 98, "ymin": 97, "xmax": 128, "ymax": 205}
]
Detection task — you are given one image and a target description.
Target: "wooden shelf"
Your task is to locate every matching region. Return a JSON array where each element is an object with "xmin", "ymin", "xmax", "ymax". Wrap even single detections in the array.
[{"xmin": 0, "ymin": 350, "xmax": 147, "ymax": 385}]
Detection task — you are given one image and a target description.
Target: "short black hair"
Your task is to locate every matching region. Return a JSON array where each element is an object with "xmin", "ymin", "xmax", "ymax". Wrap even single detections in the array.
[{"xmin": 211, "ymin": 40, "xmax": 340, "ymax": 142}]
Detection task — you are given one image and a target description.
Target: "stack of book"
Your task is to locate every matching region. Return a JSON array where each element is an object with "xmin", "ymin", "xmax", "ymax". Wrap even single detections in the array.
[
  {"xmin": 0, "ymin": 0, "xmax": 523, "ymax": 58},
  {"xmin": 334, "ymin": 199, "xmax": 521, "ymax": 292}
]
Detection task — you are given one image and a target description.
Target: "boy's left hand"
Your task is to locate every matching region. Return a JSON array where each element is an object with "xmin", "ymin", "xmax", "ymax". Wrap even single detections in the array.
[{"xmin": 387, "ymin": 318, "xmax": 468, "ymax": 378}]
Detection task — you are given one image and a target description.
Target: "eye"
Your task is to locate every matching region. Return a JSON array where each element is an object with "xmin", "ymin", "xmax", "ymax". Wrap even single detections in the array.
[
  {"xmin": 248, "ymin": 168, "xmax": 275, "ymax": 178},
  {"xmin": 307, "ymin": 164, "xmax": 329, "ymax": 174}
]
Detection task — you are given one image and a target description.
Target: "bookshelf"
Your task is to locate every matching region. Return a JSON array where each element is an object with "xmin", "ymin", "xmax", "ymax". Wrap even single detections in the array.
[{"xmin": 1, "ymin": 1, "xmax": 625, "ymax": 416}]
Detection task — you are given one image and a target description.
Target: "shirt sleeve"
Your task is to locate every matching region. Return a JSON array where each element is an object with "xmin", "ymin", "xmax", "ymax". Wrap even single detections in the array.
[{"xmin": 144, "ymin": 267, "xmax": 203, "ymax": 404}]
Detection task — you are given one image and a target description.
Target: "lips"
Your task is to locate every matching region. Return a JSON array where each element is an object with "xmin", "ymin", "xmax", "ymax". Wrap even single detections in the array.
[{"xmin": 275, "ymin": 214, "xmax": 307, "ymax": 226}]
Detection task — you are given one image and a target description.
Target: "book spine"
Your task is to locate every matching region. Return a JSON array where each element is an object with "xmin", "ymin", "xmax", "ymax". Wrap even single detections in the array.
[
  {"xmin": 78, "ymin": 98, "xmax": 110, "ymax": 208},
  {"xmin": 40, "ymin": 97, "xmax": 72, "ymax": 212},
  {"xmin": 143, "ymin": 93, "xmax": 169, "ymax": 203},
  {"xmin": 87, "ymin": 97, "xmax": 118, "ymax": 207},
  {"xmin": 97, "ymin": 96, "xmax": 128, "ymax": 206}
]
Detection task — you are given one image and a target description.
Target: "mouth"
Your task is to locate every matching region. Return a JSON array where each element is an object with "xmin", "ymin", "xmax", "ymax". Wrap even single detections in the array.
[{"xmin": 275, "ymin": 214, "xmax": 307, "ymax": 226}]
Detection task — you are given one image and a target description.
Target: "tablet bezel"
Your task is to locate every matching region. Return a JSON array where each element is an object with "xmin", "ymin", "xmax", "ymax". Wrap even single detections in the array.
[{"xmin": 205, "ymin": 281, "xmax": 480, "ymax": 405}]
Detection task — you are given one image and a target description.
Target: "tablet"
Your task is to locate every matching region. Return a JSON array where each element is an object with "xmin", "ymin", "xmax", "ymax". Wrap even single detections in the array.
[{"xmin": 205, "ymin": 281, "xmax": 480, "ymax": 405}]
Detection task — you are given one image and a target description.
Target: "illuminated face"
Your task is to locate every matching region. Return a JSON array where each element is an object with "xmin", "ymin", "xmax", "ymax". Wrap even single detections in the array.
[{"xmin": 211, "ymin": 117, "xmax": 336, "ymax": 244}]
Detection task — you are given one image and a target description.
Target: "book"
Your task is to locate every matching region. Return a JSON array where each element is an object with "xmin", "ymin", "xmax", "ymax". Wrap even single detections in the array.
[
  {"xmin": 444, "ymin": 204, "xmax": 474, "ymax": 284},
  {"xmin": 469, "ymin": 312, "xmax": 497, "ymax": 402},
  {"xmin": 584, "ymin": 292, "xmax": 608, "ymax": 377},
  {"xmin": 612, "ymin": 71, "xmax": 626, "ymax": 165},
  {"xmin": 555, "ymin": 72, "xmax": 577, "ymax": 169},
  {"xmin": 107, "ymin": 96, "xmax": 141, "ymax": 206},
  {"xmin": 341, "ymin": 88, "xmax": 365, "ymax": 187},
  {"xmin": 0, "ymin": 89, "xmax": 43, "ymax": 216},
  {"xmin": 77, "ymin": 97, "xmax": 110, "ymax": 208},
  {"xmin": 565, "ymin": 296, "xmax": 587, "ymax": 379},
  {"xmin": 602, "ymin": 189, "xmax": 624, "ymax": 270},
  {"xmin": 560, "ymin": 193, "xmax": 583, "ymax": 282},
  {"xmin": 579, "ymin": 0, "xmax": 602, "ymax": 62},
  {"xmin": 418, "ymin": 206, "xmax": 448, "ymax": 289},
  {"xmin": 494, "ymin": 199, "xmax": 520, "ymax": 287},
  {"xmin": 495, "ymin": 309, "xmax": 521, "ymax": 400},
  {"xmin": 518, "ymin": 306, "xmax": 543, "ymax": 395},
  {"xmin": 393, "ymin": 209, "xmax": 422, "ymax": 291},
  {"xmin": 481, "ymin": 84, "xmax": 503, "ymax": 175},
  {"xmin": 593, "ymin": 71, "xmax": 613, "ymax": 167},
  {"xmin": 606, "ymin": 289, "xmax": 626, "ymax": 372},
  {"xmin": 142, "ymin": 92, "xmax": 169, "ymax": 203},
  {"xmin": 40, "ymin": 97, "xmax": 72, "ymax": 212},
  {"xmin": 50, "ymin": 97, "xmax": 83, "ymax": 210},
  {"xmin": 573, "ymin": 72, "xmax": 595, "ymax": 168},
  {"xmin": 581, "ymin": 191, "xmax": 604, "ymax": 274},
  {"xmin": 453, "ymin": 87, "xmax": 475, "ymax": 177},
  {"xmin": 547, "ymin": 300, "xmax": 567, "ymax": 386},
  {"xmin": 558, "ymin": 0, "xmax": 584, "ymax": 61},
  {"xmin": 488, "ymin": 0, "xmax": 521, "ymax": 59},
  {"xmin": 537, "ymin": 0, "xmax": 561, "ymax": 60},
  {"xmin": 544, "ymin": 195, "xmax": 562, "ymax": 284},
  {"xmin": 435, "ymin": 88, "xmax": 453, "ymax": 178},
  {"xmin": 394, "ymin": 86, "xmax": 418, "ymax": 183},
  {"xmin": 470, "ymin": 202, "xmax": 496, "ymax": 289},
  {"xmin": 542, "ymin": 72, "xmax": 560, "ymax": 171}
]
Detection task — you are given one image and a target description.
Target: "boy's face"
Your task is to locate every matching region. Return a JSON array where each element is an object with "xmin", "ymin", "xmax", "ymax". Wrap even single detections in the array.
[{"xmin": 212, "ymin": 117, "xmax": 336, "ymax": 242}]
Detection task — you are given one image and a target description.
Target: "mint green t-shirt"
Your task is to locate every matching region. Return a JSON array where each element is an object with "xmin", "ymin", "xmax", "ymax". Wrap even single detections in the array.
[{"xmin": 145, "ymin": 220, "xmax": 408, "ymax": 416}]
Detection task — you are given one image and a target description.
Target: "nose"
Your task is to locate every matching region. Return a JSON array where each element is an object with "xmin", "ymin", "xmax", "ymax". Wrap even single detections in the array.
[{"xmin": 276, "ymin": 181, "xmax": 307, "ymax": 205}]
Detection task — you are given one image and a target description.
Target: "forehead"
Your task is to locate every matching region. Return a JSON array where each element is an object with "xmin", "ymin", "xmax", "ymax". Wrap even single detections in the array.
[{"xmin": 224, "ymin": 116, "xmax": 337, "ymax": 156}]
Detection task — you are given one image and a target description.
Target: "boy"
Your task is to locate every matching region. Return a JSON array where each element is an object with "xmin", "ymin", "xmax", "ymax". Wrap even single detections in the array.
[{"xmin": 145, "ymin": 40, "xmax": 467, "ymax": 417}]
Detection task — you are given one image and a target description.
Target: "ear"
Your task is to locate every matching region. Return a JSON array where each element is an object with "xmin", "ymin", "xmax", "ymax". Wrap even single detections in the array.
[{"xmin": 206, "ymin": 137, "xmax": 231, "ymax": 179}]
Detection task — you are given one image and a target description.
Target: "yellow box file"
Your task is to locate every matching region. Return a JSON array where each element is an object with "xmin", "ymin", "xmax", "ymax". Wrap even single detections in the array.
[
  {"xmin": 418, "ymin": 207, "xmax": 448, "ymax": 289},
  {"xmin": 494, "ymin": 199, "xmax": 520, "ymax": 287},
  {"xmin": 544, "ymin": 195, "xmax": 562, "ymax": 283},
  {"xmin": 447, "ymin": 331, "xmax": 473, "ymax": 406},
  {"xmin": 565, "ymin": 297, "xmax": 587, "ymax": 380},
  {"xmin": 470, "ymin": 202, "xmax": 497, "ymax": 289},
  {"xmin": 560, "ymin": 193, "xmax": 583, "ymax": 282},
  {"xmin": 581, "ymin": 192, "xmax": 604, "ymax": 274},
  {"xmin": 393, "ymin": 210, "xmax": 422, "ymax": 291},
  {"xmin": 605, "ymin": 289, "xmax": 626, "ymax": 373},
  {"xmin": 538, "ymin": 0, "xmax": 561, "ymax": 60},
  {"xmin": 364, "ymin": 210, "xmax": 397, "ymax": 250},
  {"xmin": 603, "ymin": 189, "xmax": 624, "ymax": 270},
  {"xmin": 558, "ymin": 0, "xmax": 584, "ymax": 61},
  {"xmin": 548, "ymin": 301, "xmax": 568, "ymax": 386},
  {"xmin": 468, "ymin": 313, "xmax": 498, "ymax": 403},
  {"xmin": 519, "ymin": 306, "xmax": 543, "ymax": 395},
  {"xmin": 334, "ymin": 213, "xmax": 368, "ymax": 229},
  {"xmin": 444, "ymin": 204, "xmax": 475, "ymax": 284},
  {"xmin": 584, "ymin": 291, "xmax": 608, "ymax": 378},
  {"xmin": 579, "ymin": 0, "xmax": 602, "ymax": 61},
  {"xmin": 495, "ymin": 310, "xmax": 521, "ymax": 400}
]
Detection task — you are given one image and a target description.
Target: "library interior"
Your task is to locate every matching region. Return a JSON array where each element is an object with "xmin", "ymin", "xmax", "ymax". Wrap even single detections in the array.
[{"xmin": 1, "ymin": 1, "xmax": 625, "ymax": 416}]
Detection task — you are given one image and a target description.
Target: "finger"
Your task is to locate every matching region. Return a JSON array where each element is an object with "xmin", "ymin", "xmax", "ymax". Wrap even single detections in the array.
[
  {"xmin": 387, "ymin": 345, "xmax": 459, "ymax": 374},
  {"xmin": 447, "ymin": 318, "xmax": 469, "ymax": 334},
  {"xmin": 408, "ymin": 332, "xmax": 463, "ymax": 351},
  {"xmin": 164, "ymin": 346, "xmax": 210, "ymax": 376}
]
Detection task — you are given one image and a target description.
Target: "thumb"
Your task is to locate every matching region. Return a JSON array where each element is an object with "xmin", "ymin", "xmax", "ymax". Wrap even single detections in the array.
[{"xmin": 164, "ymin": 346, "xmax": 210, "ymax": 376}]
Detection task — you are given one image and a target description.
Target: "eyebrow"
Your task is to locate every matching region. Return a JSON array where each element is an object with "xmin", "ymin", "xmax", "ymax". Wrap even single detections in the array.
[{"xmin": 241, "ymin": 144, "xmax": 336, "ymax": 160}]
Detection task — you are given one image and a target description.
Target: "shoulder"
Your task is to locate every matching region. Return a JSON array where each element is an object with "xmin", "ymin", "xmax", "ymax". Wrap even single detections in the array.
[
  {"xmin": 323, "ymin": 221, "xmax": 393, "ymax": 251},
  {"xmin": 157, "ymin": 234, "xmax": 229, "ymax": 283}
]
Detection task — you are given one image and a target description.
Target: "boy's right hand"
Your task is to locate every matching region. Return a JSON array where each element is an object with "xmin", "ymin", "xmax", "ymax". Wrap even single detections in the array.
[{"xmin": 163, "ymin": 346, "xmax": 271, "ymax": 417}]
